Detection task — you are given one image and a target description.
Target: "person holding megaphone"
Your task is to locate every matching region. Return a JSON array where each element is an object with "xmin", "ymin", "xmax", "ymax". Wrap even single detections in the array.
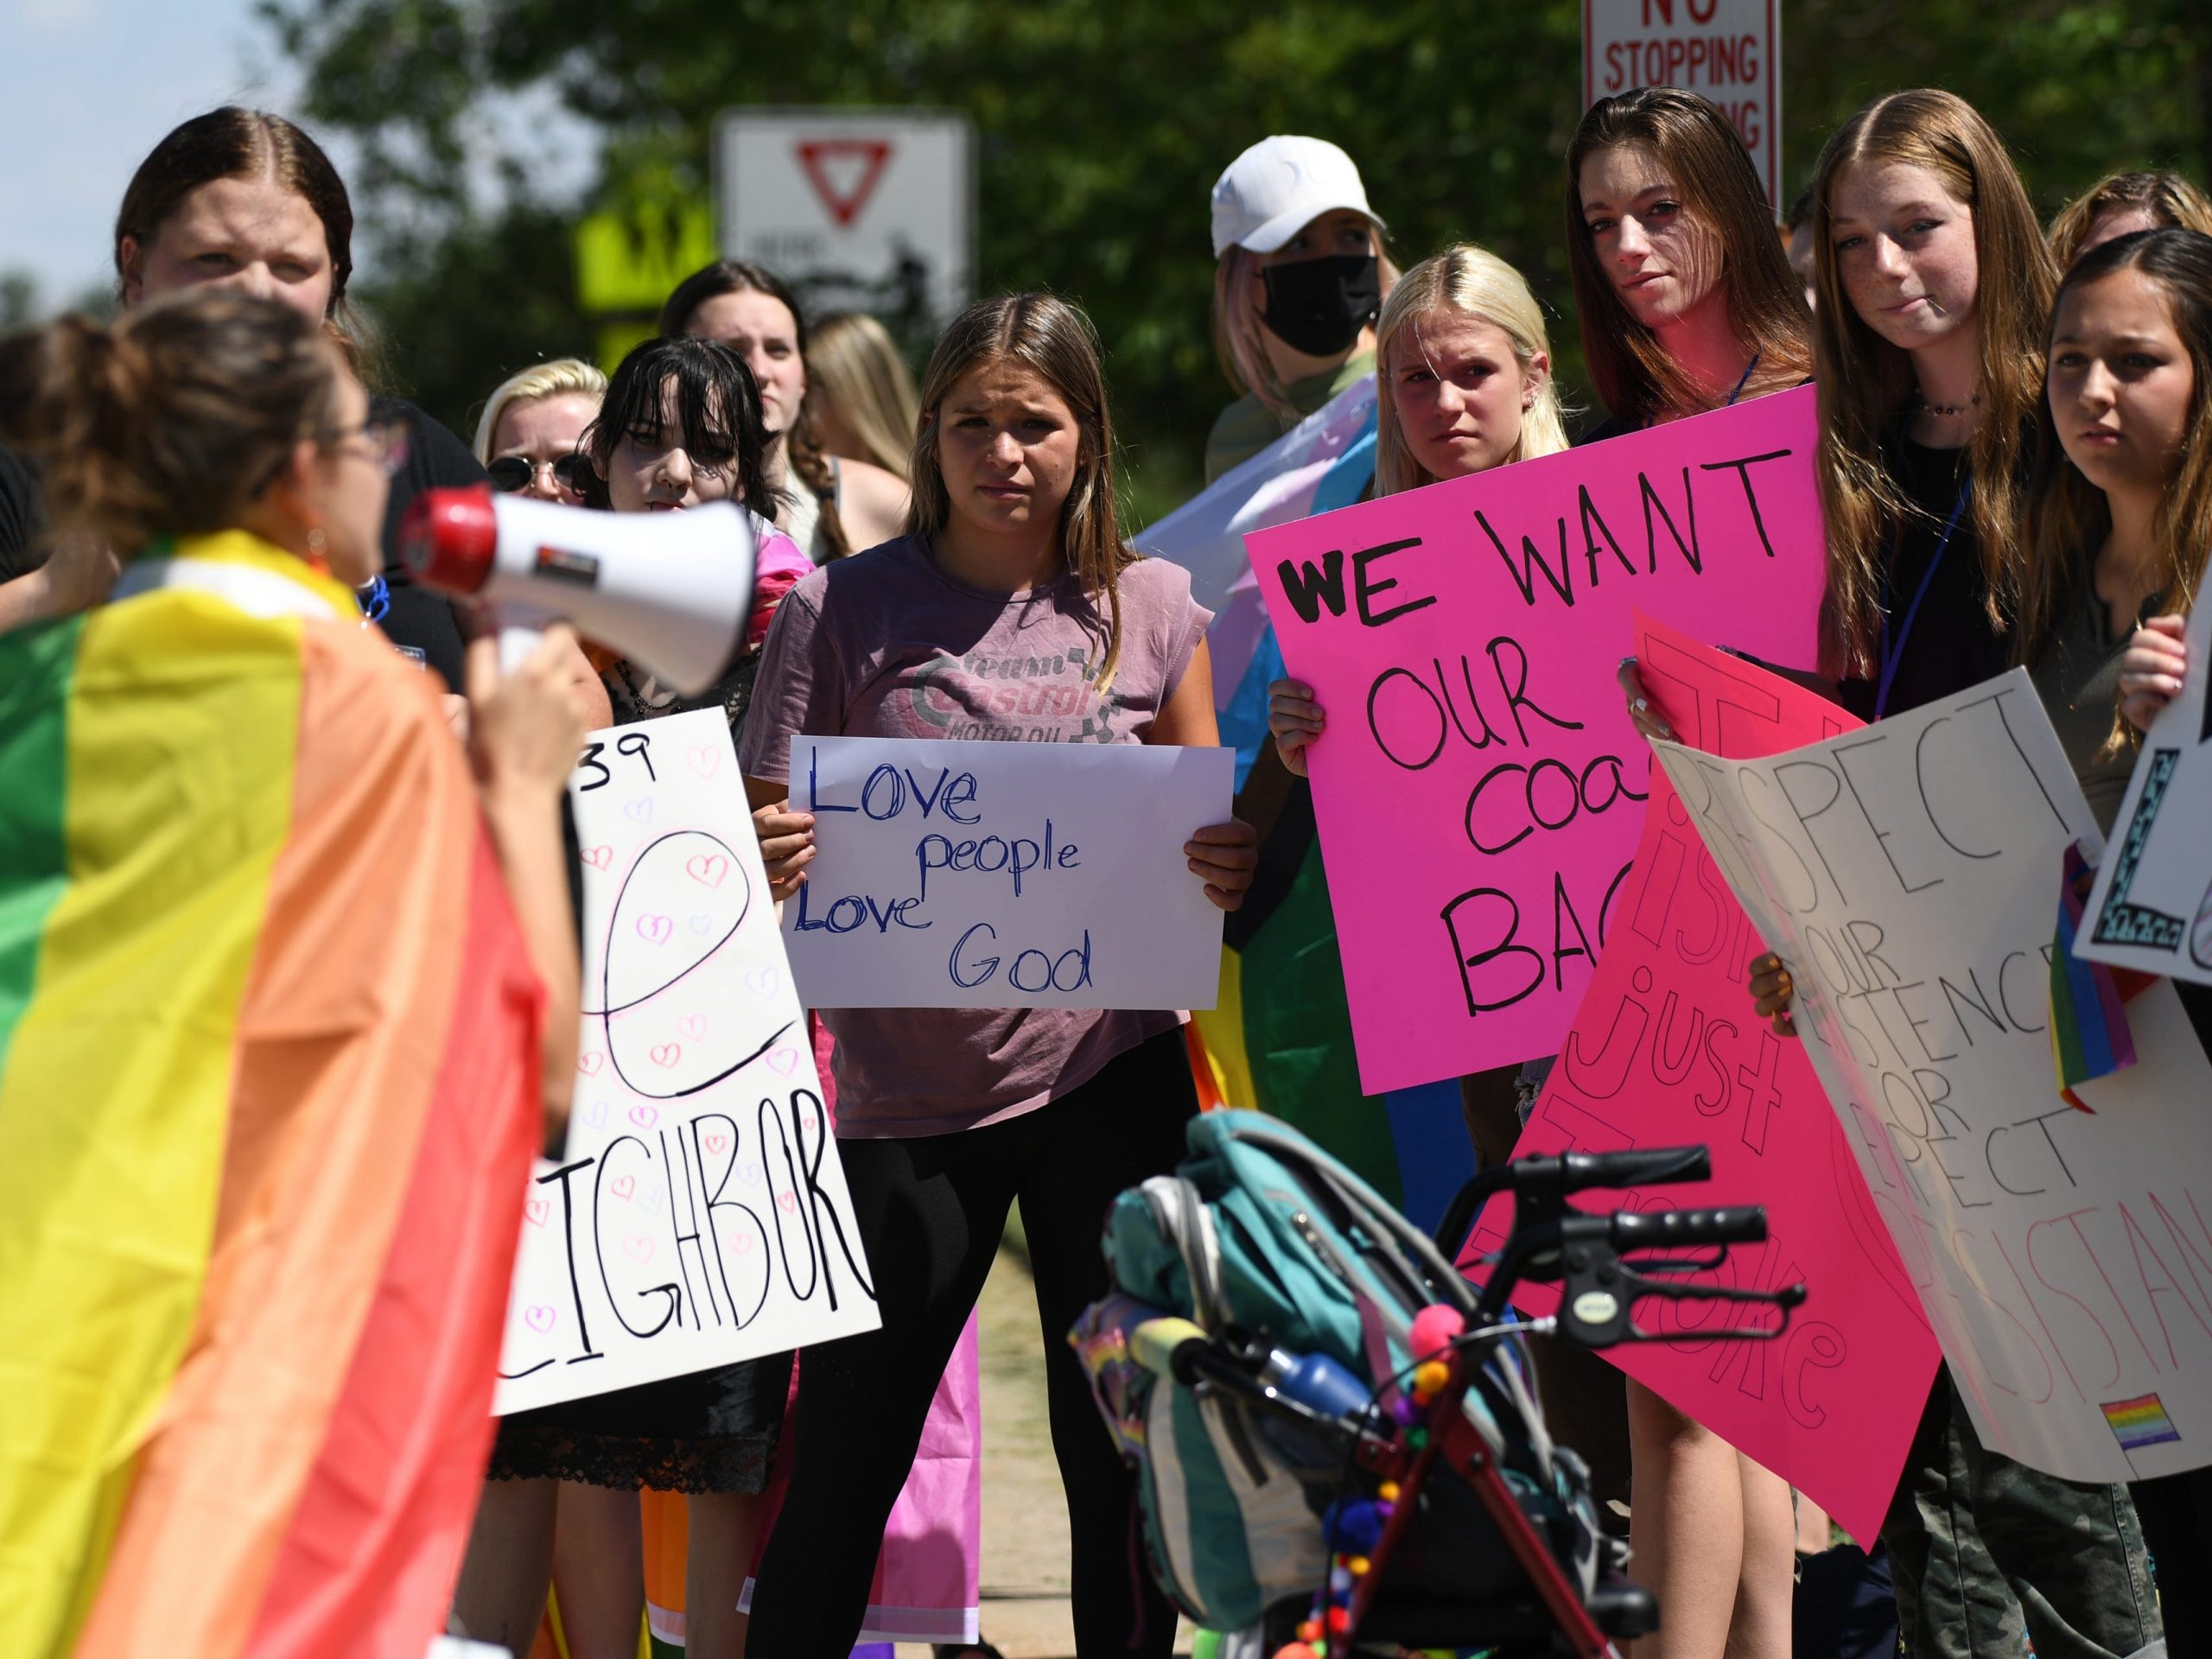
[{"xmin": 443, "ymin": 334, "xmax": 812, "ymax": 1659}]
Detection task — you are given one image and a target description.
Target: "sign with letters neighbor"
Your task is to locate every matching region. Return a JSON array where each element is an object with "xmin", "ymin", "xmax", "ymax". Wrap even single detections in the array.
[
  {"xmin": 493, "ymin": 709, "xmax": 880, "ymax": 1414},
  {"xmin": 1656, "ymin": 671, "xmax": 2212, "ymax": 1483},
  {"xmin": 1250, "ymin": 387, "xmax": 1826, "ymax": 1093},
  {"xmin": 2075, "ymin": 563, "xmax": 2212, "ymax": 987},
  {"xmin": 782, "ymin": 735, "xmax": 1234, "ymax": 1010}
]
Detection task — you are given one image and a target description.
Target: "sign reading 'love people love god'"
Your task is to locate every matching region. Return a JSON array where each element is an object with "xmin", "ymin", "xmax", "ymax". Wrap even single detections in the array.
[
  {"xmin": 1471, "ymin": 614, "xmax": 1938, "ymax": 1544},
  {"xmin": 782, "ymin": 735, "xmax": 1234, "ymax": 1010},
  {"xmin": 1251, "ymin": 389, "xmax": 1827, "ymax": 1092},
  {"xmin": 1657, "ymin": 672, "xmax": 2212, "ymax": 1482},
  {"xmin": 493, "ymin": 709, "xmax": 879, "ymax": 1415}
]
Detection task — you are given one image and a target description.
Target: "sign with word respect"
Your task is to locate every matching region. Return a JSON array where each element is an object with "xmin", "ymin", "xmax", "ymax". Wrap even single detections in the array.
[
  {"xmin": 1470, "ymin": 614, "xmax": 1938, "ymax": 1543},
  {"xmin": 1584, "ymin": 0, "xmax": 1782, "ymax": 208},
  {"xmin": 493, "ymin": 709, "xmax": 880, "ymax": 1414},
  {"xmin": 2076, "ymin": 564, "xmax": 2212, "ymax": 985},
  {"xmin": 1251, "ymin": 388, "xmax": 1826, "ymax": 1093},
  {"xmin": 782, "ymin": 736, "xmax": 1233, "ymax": 1010},
  {"xmin": 1657, "ymin": 671, "xmax": 2212, "ymax": 1482}
]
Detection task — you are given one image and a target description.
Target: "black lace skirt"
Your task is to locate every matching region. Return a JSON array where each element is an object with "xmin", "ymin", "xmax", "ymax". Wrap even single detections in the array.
[{"xmin": 487, "ymin": 1350, "xmax": 793, "ymax": 1493}]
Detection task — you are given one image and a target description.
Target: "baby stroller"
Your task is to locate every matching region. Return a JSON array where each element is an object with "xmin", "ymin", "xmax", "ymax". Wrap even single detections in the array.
[{"xmin": 1073, "ymin": 1110, "xmax": 1805, "ymax": 1657}]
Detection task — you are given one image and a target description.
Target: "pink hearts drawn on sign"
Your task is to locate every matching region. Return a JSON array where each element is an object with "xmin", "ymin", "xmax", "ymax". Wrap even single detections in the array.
[
  {"xmin": 704, "ymin": 1133, "xmax": 730, "ymax": 1155},
  {"xmin": 648, "ymin": 1045, "xmax": 682, "ymax": 1070},
  {"xmin": 687, "ymin": 746, "xmax": 720, "ymax": 780},
  {"xmin": 677, "ymin": 1016, "xmax": 707, "ymax": 1041},
  {"xmin": 524, "ymin": 1306, "xmax": 556, "ymax": 1333},
  {"xmin": 622, "ymin": 798, "xmax": 654, "ymax": 825},
  {"xmin": 766, "ymin": 1047, "xmax": 802, "ymax": 1077},
  {"xmin": 582, "ymin": 844, "xmax": 613, "ymax": 871},
  {"xmin": 777, "ymin": 1191, "xmax": 798, "ymax": 1213},
  {"xmin": 636, "ymin": 913, "xmax": 674, "ymax": 946},
  {"xmin": 623, "ymin": 1236, "xmax": 655, "ymax": 1263},
  {"xmin": 578, "ymin": 1052, "xmax": 605, "ymax": 1076},
  {"xmin": 685, "ymin": 853, "xmax": 729, "ymax": 887},
  {"xmin": 732, "ymin": 1232, "xmax": 755, "ymax": 1255},
  {"xmin": 611, "ymin": 1175, "xmax": 637, "ymax": 1200},
  {"xmin": 524, "ymin": 1198, "xmax": 550, "ymax": 1227},
  {"xmin": 744, "ymin": 964, "xmax": 779, "ymax": 996},
  {"xmin": 630, "ymin": 1103, "xmax": 661, "ymax": 1128}
]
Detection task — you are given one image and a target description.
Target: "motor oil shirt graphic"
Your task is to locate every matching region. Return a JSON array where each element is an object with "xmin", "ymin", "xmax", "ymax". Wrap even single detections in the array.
[{"xmin": 905, "ymin": 642, "xmax": 1130, "ymax": 744}]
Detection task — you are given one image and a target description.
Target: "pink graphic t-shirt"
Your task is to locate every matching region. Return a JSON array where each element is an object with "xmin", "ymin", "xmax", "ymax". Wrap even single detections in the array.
[{"xmin": 738, "ymin": 534, "xmax": 1212, "ymax": 1137}]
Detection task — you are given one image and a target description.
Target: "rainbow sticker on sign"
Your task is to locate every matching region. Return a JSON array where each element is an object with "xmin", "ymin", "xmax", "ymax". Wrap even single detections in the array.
[{"xmin": 2103, "ymin": 1394, "xmax": 2184, "ymax": 1452}]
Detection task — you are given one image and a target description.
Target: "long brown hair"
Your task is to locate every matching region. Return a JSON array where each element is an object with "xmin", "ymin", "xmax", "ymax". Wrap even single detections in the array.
[
  {"xmin": 2024, "ymin": 229, "xmax": 2212, "ymax": 675},
  {"xmin": 661, "ymin": 259, "xmax": 854, "ymax": 558},
  {"xmin": 0, "ymin": 290, "xmax": 343, "ymax": 553},
  {"xmin": 2048, "ymin": 171, "xmax": 2212, "ymax": 270},
  {"xmin": 1565, "ymin": 87, "xmax": 1811, "ymax": 426},
  {"xmin": 1810, "ymin": 89, "xmax": 2056, "ymax": 677},
  {"xmin": 905, "ymin": 293, "xmax": 1136, "ymax": 688}
]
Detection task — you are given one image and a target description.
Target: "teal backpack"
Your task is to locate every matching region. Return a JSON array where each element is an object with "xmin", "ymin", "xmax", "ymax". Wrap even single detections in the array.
[{"xmin": 1071, "ymin": 1109, "xmax": 1603, "ymax": 1635}]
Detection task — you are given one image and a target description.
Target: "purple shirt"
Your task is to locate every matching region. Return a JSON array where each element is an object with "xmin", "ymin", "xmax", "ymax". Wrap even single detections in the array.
[{"xmin": 740, "ymin": 535, "xmax": 1212, "ymax": 1136}]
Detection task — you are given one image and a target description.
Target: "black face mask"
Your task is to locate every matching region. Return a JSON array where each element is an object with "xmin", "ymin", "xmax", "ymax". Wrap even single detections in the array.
[{"xmin": 1259, "ymin": 253, "xmax": 1382, "ymax": 358}]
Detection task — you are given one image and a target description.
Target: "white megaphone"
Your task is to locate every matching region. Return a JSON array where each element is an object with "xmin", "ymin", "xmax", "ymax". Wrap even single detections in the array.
[{"xmin": 398, "ymin": 487, "xmax": 756, "ymax": 695}]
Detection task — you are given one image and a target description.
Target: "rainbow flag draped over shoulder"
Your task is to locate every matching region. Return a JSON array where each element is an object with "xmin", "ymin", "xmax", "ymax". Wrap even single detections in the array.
[{"xmin": 0, "ymin": 532, "xmax": 545, "ymax": 1659}]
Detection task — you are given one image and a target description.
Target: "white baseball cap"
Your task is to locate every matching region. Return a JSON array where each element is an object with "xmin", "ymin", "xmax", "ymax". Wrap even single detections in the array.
[{"xmin": 1210, "ymin": 135, "xmax": 1385, "ymax": 259}]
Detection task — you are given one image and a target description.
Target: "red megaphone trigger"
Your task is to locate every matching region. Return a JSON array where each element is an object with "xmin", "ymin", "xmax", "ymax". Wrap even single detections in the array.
[{"xmin": 399, "ymin": 486, "xmax": 499, "ymax": 594}]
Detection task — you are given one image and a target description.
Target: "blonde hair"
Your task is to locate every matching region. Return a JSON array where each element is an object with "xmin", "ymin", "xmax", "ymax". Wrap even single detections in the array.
[
  {"xmin": 805, "ymin": 312, "xmax": 919, "ymax": 480},
  {"xmin": 1810, "ymin": 90, "xmax": 2056, "ymax": 678},
  {"xmin": 906, "ymin": 293, "xmax": 1135, "ymax": 689},
  {"xmin": 2048, "ymin": 171, "xmax": 2212, "ymax": 270},
  {"xmin": 1373, "ymin": 245, "xmax": 1570, "ymax": 496},
  {"xmin": 1211, "ymin": 242, "xmax": 1401, "ymax": 424},
  {"xmin": 472, "ymin": 357, "xmax": 607, "ymax": 465}
]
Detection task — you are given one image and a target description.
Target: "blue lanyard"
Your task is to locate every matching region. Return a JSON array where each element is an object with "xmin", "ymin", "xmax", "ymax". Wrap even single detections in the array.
[
  {"xmin": 357, "ymin": 572, "xmax": 390, "ymax": 626},
  {"xmin": 1874, "ymin": 480, "xmax": 1970, "ymax": 721},
  {"xmin": 1725, "ymin": 352, "xmax": 1761, "ymax": 407}
]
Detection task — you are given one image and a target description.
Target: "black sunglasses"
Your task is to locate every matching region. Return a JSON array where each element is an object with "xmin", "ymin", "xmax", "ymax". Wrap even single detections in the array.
[{"xmin": 487, "ymin": 453, "xmax": 597, "ymax": 495}]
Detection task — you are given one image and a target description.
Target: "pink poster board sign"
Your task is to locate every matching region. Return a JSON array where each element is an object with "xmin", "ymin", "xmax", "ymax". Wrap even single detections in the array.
[
  {"xmin": 1462, "ymin": 615, "xmax": 1938, "ymax": 1544},
  {"xmin": 1250, "ymin": 388, "xmax": 1827, "ymax": 1091}
]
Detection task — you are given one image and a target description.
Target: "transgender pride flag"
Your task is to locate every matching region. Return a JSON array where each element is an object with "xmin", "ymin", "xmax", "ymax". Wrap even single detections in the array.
[
  {"xmin": 1133, "ymin": 378, "xmax": 1476, "ymax": 1234},
  {"xmin": 1135, "ymin": 378, "xmax": 1377, "ymax": 787}
]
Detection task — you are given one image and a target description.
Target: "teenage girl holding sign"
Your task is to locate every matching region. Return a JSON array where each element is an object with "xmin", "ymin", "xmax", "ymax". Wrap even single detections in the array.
[
  {"xmin": 1747, "ymin": 89, "xmax": 2160, "ymax": 1659},
  {"xmin": 1565, "ymin": 86, "xmax": 1815, "ymax": 1659},
  {"xmin": 737, "ymin": 292, "xmax": 1255, "ymax": 1657}
]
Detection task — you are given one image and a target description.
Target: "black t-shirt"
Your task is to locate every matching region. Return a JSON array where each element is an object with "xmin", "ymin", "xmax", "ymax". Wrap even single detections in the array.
[
  {"xmin": 0, "ymin": 442, "xmax": 44, "ymax": 582},
  {"xmin": 374, "ymin": 396, "xmax": 480, "ymax": 691},
  {"xmin": 1838, "ymin": 438, "xmax": 2008, "ymax": 722}
]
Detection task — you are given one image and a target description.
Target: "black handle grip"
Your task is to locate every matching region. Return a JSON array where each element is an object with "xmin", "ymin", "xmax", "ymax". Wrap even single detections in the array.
[
  {"xmin": 1611, "ymin": 1205, "xmax": 1767, "ymax": 1250},
  {"xmin": 1561, "ymin": 1147, "xmax": 1711, "ymax": 1193}
]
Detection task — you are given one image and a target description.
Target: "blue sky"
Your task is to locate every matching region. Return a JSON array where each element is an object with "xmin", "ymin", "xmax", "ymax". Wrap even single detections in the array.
[{"xmin": 0, "ymin": 0, "xmax": 595, "ymax": 313}]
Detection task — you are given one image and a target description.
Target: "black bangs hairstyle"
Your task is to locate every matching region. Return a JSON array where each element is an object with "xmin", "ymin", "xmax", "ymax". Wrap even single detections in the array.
[{"xmin": 581, "ymin": 334, "xmax": 780, "ymax": 513}]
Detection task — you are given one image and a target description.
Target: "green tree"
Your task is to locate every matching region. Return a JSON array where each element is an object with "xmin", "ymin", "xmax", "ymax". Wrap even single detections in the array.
[{"xmin": 264, "ymin": 0, "xmax": 2209, "ymax": 511}]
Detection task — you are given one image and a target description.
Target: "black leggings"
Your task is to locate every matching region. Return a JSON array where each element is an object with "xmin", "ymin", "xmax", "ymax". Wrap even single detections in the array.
[{"xmin": 747, "ymin": 1029, "xmax": 1196, "ymax": 1658}]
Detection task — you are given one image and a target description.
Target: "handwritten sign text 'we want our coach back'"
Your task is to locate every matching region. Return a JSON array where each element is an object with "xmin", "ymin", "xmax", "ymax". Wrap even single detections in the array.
[{"xmin": 1250, "ymin": 387, "xmax": 1827, "ymax": 1093}]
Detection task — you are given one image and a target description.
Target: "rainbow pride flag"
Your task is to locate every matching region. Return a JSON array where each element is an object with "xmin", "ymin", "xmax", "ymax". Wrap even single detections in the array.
[
  {"xmin": 2051, "ymin": 839, "xmax": 2158, "ymax": 1111},
  {"xmin": 0, "ymin": 532, "xmax": 546, "ymax": 1659}
]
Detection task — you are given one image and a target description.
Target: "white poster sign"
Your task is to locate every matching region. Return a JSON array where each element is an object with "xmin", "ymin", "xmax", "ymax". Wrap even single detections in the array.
[
  {"xmin": 494, "ymin": 709, "xmax": 880, "ymax": 1415},
  {"xmin": 1583, "ymin": 0, "xmax": 1782, "ymax": 207},
  {"xmin": 714, "ymin": 107, "xmax": 974, "ymax": 328},
  {"xmin": 1656, "ymin": 670, "xmax": 2212, "ymax": 1482},
  {"xmin": 783, "ymin": 736, "xmax": 1232, "ymax": 1010},
  {"xmin": 2076, "ymin": 578, "xmax": 2212, "ymax": 984}
]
